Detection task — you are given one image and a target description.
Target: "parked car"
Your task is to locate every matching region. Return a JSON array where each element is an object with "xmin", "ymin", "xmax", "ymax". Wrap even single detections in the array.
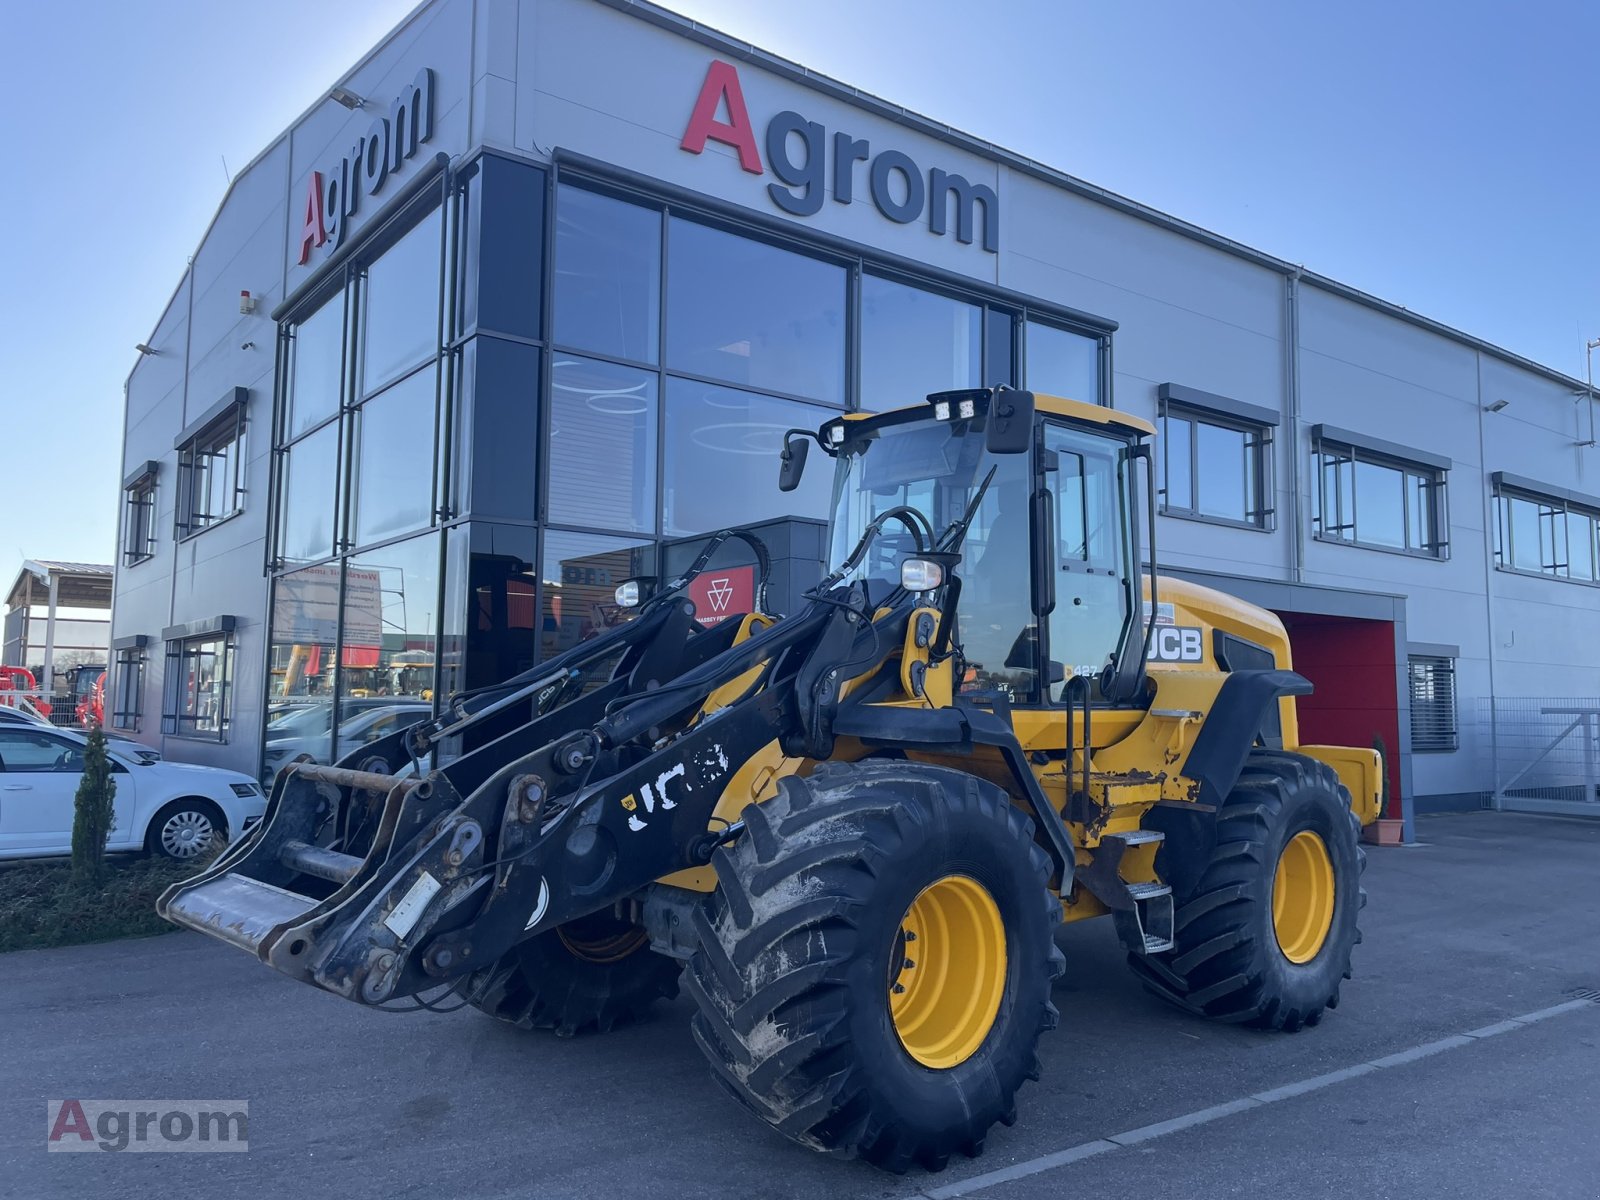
[
  {"xmin": 0, "ymin": 705, "xmax": 162, "ymax": 763},
  {"xmin": 0, "ymin": 725, "xmax": 263, "ymax": 861},
  {"xmin": 262, "ymin": 701, "xmax": 432, "ymax": 786}
]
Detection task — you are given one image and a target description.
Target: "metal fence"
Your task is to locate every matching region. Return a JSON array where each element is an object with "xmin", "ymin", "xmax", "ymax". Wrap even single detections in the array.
[
  {"xmin": 0, "ymin": 691, "xmax": 89, "ymax": 729},
  {"xmin": 1479, "ymin": 697, "xmax": 1600, "ymax": 816}
]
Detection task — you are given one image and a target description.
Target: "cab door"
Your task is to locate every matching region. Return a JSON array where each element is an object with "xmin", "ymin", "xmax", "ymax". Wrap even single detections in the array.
[{"xmin": 1041, "ymin": 421, "xmax": 1136, "ymax": 702}]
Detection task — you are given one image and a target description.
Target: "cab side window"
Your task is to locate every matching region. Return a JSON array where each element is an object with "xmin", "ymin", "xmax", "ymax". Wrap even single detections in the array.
[{"xmin": 1045, "ymin": 424, "xmax": 1132, "ymax": 702}]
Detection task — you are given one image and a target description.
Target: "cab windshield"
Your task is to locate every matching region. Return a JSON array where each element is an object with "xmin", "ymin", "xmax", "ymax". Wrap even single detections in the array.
[{"xmin": 827, "ymin": 416, "xmax": 1037, "ymax": 698}]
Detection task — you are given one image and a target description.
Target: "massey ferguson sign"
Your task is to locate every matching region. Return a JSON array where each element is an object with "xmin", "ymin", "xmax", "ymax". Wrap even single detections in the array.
[
  {"xmin": 298, "ymin": 68, "xmax": 436, "ymax": 264},
  {"xmin": 681, "ymin": 61, "xmax": 999, "ymax": 253}
]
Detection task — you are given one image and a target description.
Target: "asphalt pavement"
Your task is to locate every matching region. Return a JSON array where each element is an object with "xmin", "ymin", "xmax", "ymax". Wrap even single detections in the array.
[{"xmin": 2, "ymin": 810, "xmax": 1597, "ymax": 1200}]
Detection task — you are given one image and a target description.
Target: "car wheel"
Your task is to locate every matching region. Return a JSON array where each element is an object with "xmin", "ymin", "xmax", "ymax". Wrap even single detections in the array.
[{"xmin": 147, "ymin": 799, "xmax": 226, "ymax": 862}]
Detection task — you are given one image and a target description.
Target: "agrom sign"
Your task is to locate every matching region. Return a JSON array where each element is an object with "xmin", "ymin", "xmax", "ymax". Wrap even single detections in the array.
[
  {"xmin": 298, "ymin": 68, "xmax": 437, "ymax": 264},
  {"xmin": 681, "ymin": 61, "xmax": 999, "ymax": 253}
]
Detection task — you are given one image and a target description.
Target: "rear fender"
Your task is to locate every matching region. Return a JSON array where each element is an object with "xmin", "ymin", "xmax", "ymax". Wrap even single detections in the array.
[{"xmin": 1297, "ymin": 744, "xmax": 1383, "ymax": 825}]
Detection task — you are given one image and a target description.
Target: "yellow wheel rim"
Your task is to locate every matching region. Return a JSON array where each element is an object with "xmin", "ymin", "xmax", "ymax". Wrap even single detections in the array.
[
  {"xmin": 1272, "ymin": 830, "xmax": 1335, "ymax": 964},
  {"xmin": 557, "ymin": 923, "xmax": 648, "ymax": 964},
  {"xmin": 888, "ymin": 874, "xmax": 1007, "ymax": 1069}
]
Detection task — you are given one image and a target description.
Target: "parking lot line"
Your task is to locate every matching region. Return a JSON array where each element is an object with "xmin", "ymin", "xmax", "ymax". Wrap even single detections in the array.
[{"xmin": 921, "ymin": 997, "xmax": 1599, "ymax": 1200}]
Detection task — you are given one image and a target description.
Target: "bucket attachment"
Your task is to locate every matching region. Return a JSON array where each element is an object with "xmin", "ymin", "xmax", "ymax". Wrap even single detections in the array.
[{"xmin": 158, "ymin": 760, "xmax": 492, "ymax": 1004}]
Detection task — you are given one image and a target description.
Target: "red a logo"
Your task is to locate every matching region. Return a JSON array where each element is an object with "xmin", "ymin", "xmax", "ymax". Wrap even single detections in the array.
[
  {"xmin": 297, "ymin": 172, "xmax": 327, "ymax": 265},
  {"xmin": 680, "ymin": 61, "xmax": 764, "ymax": 175}
]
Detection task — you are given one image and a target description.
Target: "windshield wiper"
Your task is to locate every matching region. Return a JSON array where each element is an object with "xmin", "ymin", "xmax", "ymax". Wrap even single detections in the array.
[{"xmin": 936, "ymin": 465, "xmax": 998, "ymax": 557}]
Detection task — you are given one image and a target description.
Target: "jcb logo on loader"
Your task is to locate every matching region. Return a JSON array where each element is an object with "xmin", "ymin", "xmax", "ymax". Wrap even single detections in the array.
[{"xmin": 1151, "ymin": 626, "xmax": 1204, "ymax": 663}]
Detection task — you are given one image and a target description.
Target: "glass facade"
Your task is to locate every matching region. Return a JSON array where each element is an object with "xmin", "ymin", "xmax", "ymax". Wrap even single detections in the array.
[{"xmin": 261, "ymin": 152, "xmax": 1109, "ymax": 776}]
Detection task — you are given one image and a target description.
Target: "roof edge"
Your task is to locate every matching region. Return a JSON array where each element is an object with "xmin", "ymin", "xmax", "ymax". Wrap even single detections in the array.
[{"xmin": 599, "ymin": 0, "xmax": 1596, "ymax": 398}]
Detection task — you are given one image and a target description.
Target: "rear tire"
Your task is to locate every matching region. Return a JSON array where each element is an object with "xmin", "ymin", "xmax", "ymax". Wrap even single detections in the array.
[
  {"xmin": 686, "ymin": 761, "xmax": 1063, "ymax": 1172},
  {"xmin": 472, "ymin": 911, "xmax": 681, "ymax": 1036},
  {"xmin": 1128, "ymin": 750, "xmax": 1365, "ymax": 1030}
]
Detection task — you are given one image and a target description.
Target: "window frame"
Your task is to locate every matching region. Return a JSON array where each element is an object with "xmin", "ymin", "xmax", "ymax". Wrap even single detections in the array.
[
  {"xmin": 122, "ymin": 476, "xmax": 158, "ymax": 565},
  {"xmin": 161, "ymin": 632, "xmax": 235, "ymax": 742},
  {"xmin": 1492, "ymin": 479, "xmax": 1600, "ymax": 586},
  {"xmin": 1158, "ymin": 402, "xmax": 1275, "ymax": 531},
  {"xmin": 175, "ymin": 402, "xmax": 249, "ymax": 540},
  {"xmin": 1407, "ymin": 654, "xmax": 1459, "ymax": 753},
  {"xmin": 269, "ymin": 194, "xmax": 449, "ymax": 573},
  {"xmin": 1312, "ymin": 433, "xmax": 1449, "ymax": 559},
  {"xmin": 110, "ymin": 643, "xmax": 146, "ymax": 732}
]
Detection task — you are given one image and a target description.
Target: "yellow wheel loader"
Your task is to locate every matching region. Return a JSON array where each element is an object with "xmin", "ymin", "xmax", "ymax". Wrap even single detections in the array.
[{"xmin": 160, "ymin": 385, "xmax": 1381, "ymax": 1172}]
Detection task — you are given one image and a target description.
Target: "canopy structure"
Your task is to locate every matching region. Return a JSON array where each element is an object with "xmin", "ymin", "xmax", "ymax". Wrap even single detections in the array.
[{"xmin": 3, "ymin": 559, "xmax": 113, "ymax": 692}]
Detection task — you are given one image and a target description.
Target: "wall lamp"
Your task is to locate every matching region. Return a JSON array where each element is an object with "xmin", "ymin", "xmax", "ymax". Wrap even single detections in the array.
[
  {"xmin": 134, "ymin": 344, "xmax": 160, "ymax": 356},
  {"xmin": 328, "ymin": 86, "xmax": 365, "ymax": 110},
  {"xmin": 1485, "ymin": 399, "xmax": 1510, "ymax": 413}
]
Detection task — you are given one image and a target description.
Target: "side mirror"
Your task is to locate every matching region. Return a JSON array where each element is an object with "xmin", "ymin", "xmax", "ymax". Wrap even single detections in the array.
[
  {"xmin": 778, "ymin": 435, "xmax": 809, "ymax": 492},
  {"xmin": 985, "ymin": 388, "xmax": 1034, "ymax": 454}
]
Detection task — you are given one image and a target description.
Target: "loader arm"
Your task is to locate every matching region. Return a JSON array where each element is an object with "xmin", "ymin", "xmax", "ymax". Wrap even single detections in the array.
[{"xmin": 159, "ymin": 560, "xmax": 896, "ymax": 1006}]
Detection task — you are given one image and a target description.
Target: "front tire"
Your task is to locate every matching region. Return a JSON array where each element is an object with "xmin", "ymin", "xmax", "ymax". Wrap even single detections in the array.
[
  {"xmin": 1129, "ymin": 750, "xmax": 1365, "ymax": 1030},
  {"xmin": 472, "ymin": 911, "xmax": 681, "ymax": 1036},
  {"xmin": 686, "ymin": 761, "xmax": 1063, "ymax": 1172},
  {"xmin": 146, "ymin": 798, "xmax": 225, "ymax": 861}
]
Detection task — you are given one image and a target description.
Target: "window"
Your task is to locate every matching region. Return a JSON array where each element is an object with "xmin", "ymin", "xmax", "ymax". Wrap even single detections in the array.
[
  {"xmin": 277, "ymin": 422, "xmax": 340, "ymax": 566},
  {"xmin": 335, "ymin": 534, "xmax": 439, "ymax": 761},
  {"xmin": 351, "ymin": 367, "xmax": 439, "ymax": 548},
  {"xmin": 1408, "ymin": 655, "xmax": 1458, "ymax": 752},
  {"xmin": 666, "ymin": 217, "xmax": 847, "ymax": 405},
  {"xmin": 541, "ymin": 529, "xmax": 654, "ymax": 664},
  {"xmin": 1160, "ymin": 408, "xmax": 1272, "ymax": 527},
  {"xmin": 123, "ymin": 474, "xmax": 157, "ymax": 565},
  {"xmin": 548, "ymin": 356, "xmax": 657, "ymax": 534},
  {"xmin": 362, "ymin": 209, "xmax": 443, "ymax": 392},
  {"xmin": 553, "ymin": 186, "xmax": 661, "ymax": 365},
  {"xmin": 1025, "ymin": 320, "xmax": 1100, "ymax": 404},
  {"xmin": 176, "ymin": 404, "xmax": 248, "ymax": 538},
  {"xmin": 0, "ymin": 728, "xmax": 89, "ymax": 772},
  {"xmin": 286, "ymin": 295, "xmax": 344, "ymax": 441},
  {"xmin": 267, "ymin": 564, "xmax": 342, "ymax": 706},
  {"xmin": 1313, "ymin": 431, "xmax": 1447, "ymax": 557},
  {"xmin": 860, "ymin": 275, "xmax": 982, "ymax": 408},
  {"xmin": 662, "ymin": 379, "xmax": 833, "ymax": 537},
  {"xmin": 111, "ymin": 644, "xmax": 145, "ymax": 731},
  {"xmin": 1493, "ymin": 478, "xmax": 1600, "ymax": 583},
  {"xmin": 163, "ymin": 634, "xmax": 234, "ymax": 739}
]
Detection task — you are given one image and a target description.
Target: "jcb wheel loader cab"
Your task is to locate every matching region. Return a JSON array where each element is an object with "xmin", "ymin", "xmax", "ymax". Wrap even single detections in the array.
[
  {"xmin": 687, "ymin": 761, "xmax": 1062, "ymax": 1171},
  {"xmin": 1130, "ymin": 752, "xmax": 1365, "ymax": 1030}
]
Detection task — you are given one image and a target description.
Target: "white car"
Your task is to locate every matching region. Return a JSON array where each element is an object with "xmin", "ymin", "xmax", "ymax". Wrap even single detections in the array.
[
  {"xmin": 0, "ymin": 724, "xmax": 264, "ymax": 861},
  {"xmin": 0, "ymin": 705, "xmax": 163, "ymax": 763},
  {"xmin": 262, "ymin": 701, "xmax": 431, "ymax": 785}
]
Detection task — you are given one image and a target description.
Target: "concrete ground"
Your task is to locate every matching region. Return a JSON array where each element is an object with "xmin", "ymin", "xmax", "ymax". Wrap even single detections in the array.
[{"xmin": 2, "ymin": 810, "xmax": 1597, "ymax": 1200}]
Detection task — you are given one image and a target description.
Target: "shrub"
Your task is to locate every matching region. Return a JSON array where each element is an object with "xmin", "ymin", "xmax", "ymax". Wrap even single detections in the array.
[{"xmin": 70, "ymin": 725, "xmax": 117, "ymax": 888}]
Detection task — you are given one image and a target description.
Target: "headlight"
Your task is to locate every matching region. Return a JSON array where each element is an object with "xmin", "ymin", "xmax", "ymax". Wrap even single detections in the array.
[
  {"xmin": 899, "ymin": 558, "xmax": 945, "ymax": 592},
  {"xmin": 614, "ymin": 580, "xmax": 640, "ymax": 608},
  {"xmin": 230, "ymin": 782, "xmax": 261, "ymax": 798}
]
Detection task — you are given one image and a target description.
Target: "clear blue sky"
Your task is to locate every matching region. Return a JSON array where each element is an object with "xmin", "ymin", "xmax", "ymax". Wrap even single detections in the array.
[{"xmin": 2, "ymin": 0, "xmax": 1595, "ymax": 595}]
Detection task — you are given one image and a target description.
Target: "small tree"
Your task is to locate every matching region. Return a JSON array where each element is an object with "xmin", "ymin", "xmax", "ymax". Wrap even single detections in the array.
[{"xmin": 71, "ymin": 724, "xmax": 117, "ymax": 888}]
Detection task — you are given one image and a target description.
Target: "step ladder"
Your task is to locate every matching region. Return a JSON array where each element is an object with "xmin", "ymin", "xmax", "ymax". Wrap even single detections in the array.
[{"xmin": 1092, "ymin": 829, "xmax": 1175, "ymax": 956}]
